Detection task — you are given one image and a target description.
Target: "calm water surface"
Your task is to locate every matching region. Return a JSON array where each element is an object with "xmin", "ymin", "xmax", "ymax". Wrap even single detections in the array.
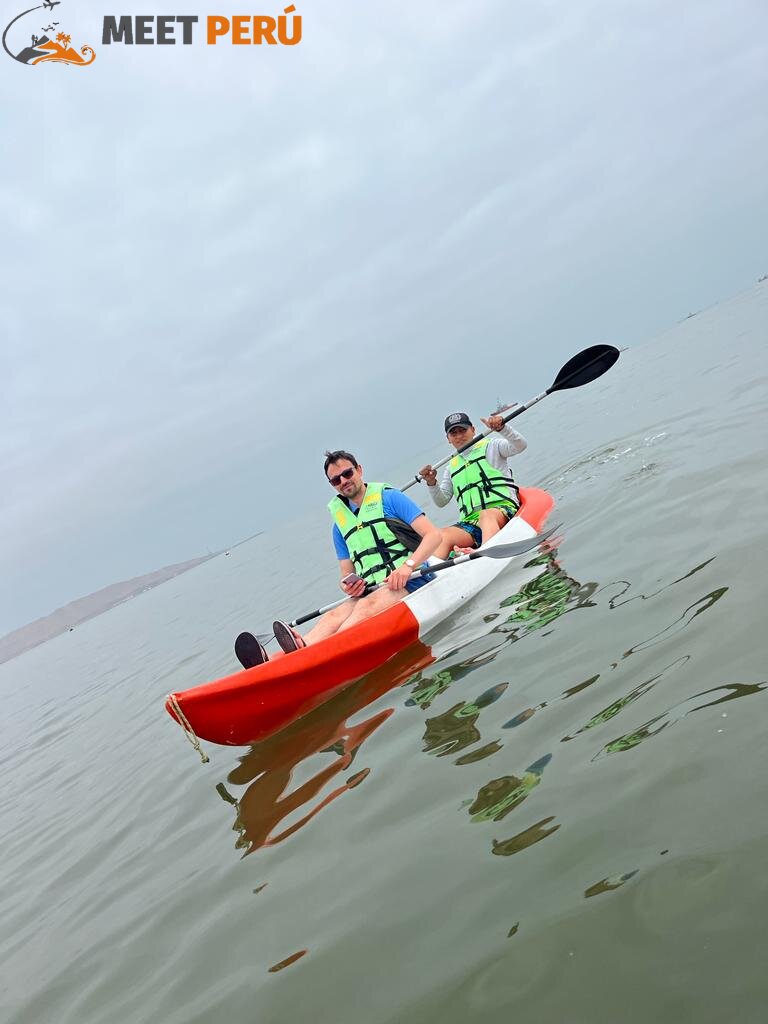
[{"xmin": 2, "ymin": 285, "xmax": 767, "ymax": 1023}]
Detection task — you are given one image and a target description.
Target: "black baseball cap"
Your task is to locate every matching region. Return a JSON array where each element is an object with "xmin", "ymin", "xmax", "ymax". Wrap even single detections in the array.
[{"xmin": 444, "ymin": 412, "xmax": 473, "ymax": 433}]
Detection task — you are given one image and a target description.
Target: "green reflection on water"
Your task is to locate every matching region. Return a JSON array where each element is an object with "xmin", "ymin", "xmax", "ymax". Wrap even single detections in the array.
[
  {"xmin": 617, "ymin": 587, "xmax": 729, "ymax": 660},
  {"xmin": 455, "ymin": 740, "xmax": 504, "ymax": 766},
  {"xmin": 600, "ymin": 557, "xmax": 717, "ymax": 611},
  {"xmin": 469, "ymin": 754, "xmax": 552, "ymax": 822},
  {"xmin": 584, "ymin": 870, "xmax": 639, "ymax": 898},
  {"xmin": 406, "ymin": 650, "xmax": 500, "ymax": 710},
  {"xmin": 562, "ymin": 656, "xmax": 690, "ymax": 741},
  {"xmin": 597, "ymin": 682, "xmax": 767, "ymax": 757},
  {"xmin": 422, "ymin": 683, "xmax": 509, "ymax": 758},
  {"xmin": 494, "ymin": 553, "xmax": 594, "ymax": 635},
  {"xmin": 491, "ymin": 816, "xmax": 561, "ymax": 857}
]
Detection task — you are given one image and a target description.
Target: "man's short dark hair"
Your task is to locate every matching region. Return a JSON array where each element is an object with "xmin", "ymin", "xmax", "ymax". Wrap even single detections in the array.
[{"xmin": 323, "ymin": 450, "xmax": 359, "ymax": 476}]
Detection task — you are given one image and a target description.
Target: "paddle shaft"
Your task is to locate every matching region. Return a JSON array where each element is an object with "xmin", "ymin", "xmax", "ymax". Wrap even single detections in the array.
[
  {"xmin": 290, "ymin": 525, "xmax": 557, "ymax": 628},
  {"xmin": 400, "ymin": 343, "xmax": 619, "ymax": 492},
  {"xmin": 400, "ymin": 392, "xmax": 546, "ymax": 492}
]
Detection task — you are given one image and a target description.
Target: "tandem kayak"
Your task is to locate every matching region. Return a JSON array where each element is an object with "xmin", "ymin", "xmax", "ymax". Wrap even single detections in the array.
[{"xmin": 165, "ymin": 487, "xmax": 554, "ymax": 747}]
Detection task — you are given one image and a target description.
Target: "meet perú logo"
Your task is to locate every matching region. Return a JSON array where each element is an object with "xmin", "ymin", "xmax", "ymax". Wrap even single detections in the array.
[
  {"xmin": 3, "ymin": 1, "xmax": 95, "ymax": 65},
  {"xmin": 102, "ymin": 6, "xmax": 301, "ymax": 46},
  {"xmin": 2, "ymin": 1, "xmax": 302, "ymax": 65}
]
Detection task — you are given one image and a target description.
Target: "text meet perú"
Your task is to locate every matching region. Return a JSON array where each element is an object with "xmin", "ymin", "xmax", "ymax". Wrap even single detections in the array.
[{"xmin": 102, "ymin": 7, "xmax": 301, "ymax": 46}]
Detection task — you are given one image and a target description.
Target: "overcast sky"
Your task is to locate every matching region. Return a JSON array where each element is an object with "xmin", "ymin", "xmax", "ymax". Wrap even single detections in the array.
[{"xmin": 1, "ymin": 0, "xmax": 766, "ymax": 634}]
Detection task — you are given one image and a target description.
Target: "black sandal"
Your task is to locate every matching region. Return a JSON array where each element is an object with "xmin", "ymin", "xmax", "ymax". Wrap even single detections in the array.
[
  {"xmin": 235, "ymin": 632, "xmax": 269, "ymax": 668},
  {"xmin": 272, "ymin": 620, "xmax": 306, "ymax": 653}
]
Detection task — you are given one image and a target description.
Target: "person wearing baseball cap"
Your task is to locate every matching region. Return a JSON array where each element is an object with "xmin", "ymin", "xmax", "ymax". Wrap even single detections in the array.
[{"xmin": 418, "ymin": 409, "xmax": 527, "ymax": 557}]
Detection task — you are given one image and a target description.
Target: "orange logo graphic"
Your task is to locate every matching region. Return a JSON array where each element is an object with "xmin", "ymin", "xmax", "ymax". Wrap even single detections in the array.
[{"xmin": 3, "ymin": 1, "xmax": 95, "ymax": 65}]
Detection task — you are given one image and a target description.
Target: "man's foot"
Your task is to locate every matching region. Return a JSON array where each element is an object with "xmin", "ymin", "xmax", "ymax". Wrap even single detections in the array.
[
  {"xmin": 273, "ymin": 620, "xmax": 307, "ymax": 653},
  {"xmin": 235, "ymin": 632, "xmax": 268, "ymax": 668}
]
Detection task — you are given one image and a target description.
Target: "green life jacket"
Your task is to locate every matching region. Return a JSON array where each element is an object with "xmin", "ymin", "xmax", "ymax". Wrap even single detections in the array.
[
  {"xmin": 328, "ymin": 482, "xmax": 411, "ymax": 585},
  {"xmin": 449, "ymin": 437, "xmax": 519, "ymax": 522}
]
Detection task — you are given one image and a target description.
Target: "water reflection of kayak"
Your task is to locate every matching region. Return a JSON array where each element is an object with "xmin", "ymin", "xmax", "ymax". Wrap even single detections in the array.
[
  {"xmin": 165, "ymin": 487, "xmax": 554, "ymax": 748},
  {"xmin": 218, "ymin": 643, "xmax": 436, "ymax": 854}
]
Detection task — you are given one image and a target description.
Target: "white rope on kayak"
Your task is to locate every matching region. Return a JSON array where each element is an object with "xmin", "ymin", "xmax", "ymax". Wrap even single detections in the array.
[{"xmin": 167, "ymin": 693, "xmax": 209, "ymax": 764}]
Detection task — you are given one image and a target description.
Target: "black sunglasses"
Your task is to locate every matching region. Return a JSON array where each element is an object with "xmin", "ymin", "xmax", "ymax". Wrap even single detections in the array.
[{"xmin": 328, "ymin": 467, "xmax": 356, "ymax": 487}]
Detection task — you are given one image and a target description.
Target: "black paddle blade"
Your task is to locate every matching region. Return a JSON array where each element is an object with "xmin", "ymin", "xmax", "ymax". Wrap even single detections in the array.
[{"xmin": 549, "ymin": 344, "xmax": 619, "ymax": 392}]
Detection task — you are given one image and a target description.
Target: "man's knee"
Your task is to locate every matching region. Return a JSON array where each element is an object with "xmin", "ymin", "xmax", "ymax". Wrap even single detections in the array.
[
  {"xmin": 360, "ymin": 588, "xmax": 401, "ymax": 614},
  {"xmin": 323, "ymin": 602, "xmax": 355, "ymax": 628},
  {"xmin": 443, "ymin": 525, "xmax": 476, "ymax": 546},
  {"xmin": 360, "ymin": 589, "xmax": 389, "ymax": 611}
]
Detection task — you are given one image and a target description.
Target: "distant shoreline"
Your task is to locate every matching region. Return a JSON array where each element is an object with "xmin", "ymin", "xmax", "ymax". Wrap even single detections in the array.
[{"xmin": 0, "ymin": 553, "xmax": 216, "ymax": 666}]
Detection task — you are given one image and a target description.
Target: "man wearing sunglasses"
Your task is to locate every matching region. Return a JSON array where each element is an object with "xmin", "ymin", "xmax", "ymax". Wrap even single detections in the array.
[
  {"xmin": 242, "ymin": 450, "xmax": 442, "ymax": 664},
  {"xmin": 418, "ymin": 411, "xmax": 527, "ymax": 557}
]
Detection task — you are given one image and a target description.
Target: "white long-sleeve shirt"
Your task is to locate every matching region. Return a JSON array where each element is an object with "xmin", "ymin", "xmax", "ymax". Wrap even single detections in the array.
[{"xmin": 426, "ymin": 422, "xmax": 527, "ymax": 508}]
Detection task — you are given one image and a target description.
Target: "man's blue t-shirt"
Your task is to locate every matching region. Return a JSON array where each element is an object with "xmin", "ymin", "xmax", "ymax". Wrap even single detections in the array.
[{"xmin": 332, "ymin": 488, "xmax": 432, "ymax": 592}]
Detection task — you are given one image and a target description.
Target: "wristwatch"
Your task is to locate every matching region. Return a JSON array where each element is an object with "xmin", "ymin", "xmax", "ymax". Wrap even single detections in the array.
[{"xmin": 405, "ymin": 559, "xmax": 416, "ymax": 569}]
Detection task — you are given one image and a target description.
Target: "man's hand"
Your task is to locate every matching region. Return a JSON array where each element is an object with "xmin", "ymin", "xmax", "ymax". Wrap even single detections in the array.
[
  {"xmin": 419, "ymin": 464, "xmax": 438, "ymax": 486},
  {"xmin": 386, "ymin": 563, "xmax": 414, "ymax": 591},
  {"xmin": 341, "ymin": 576, "xmax": 367, "ymax": 598},
  {"xmin": 480, "ymin": 414, "xmax": 505, "ymax": 433}
]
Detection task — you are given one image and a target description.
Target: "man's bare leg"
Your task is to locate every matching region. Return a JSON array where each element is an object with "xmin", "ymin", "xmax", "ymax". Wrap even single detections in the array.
[
  {"xmin": 336, "ymin": 587, "xmax": 408, "ymax": 632},
  {"xmin": 477, "ymin": 508, "xmax": 508, "ymax": 544},
  {"xmin": 302, "ymin": 601, "xmax": 358, "ymax": 645},
  {"xmin": 452, "ymin": 511, "xmax": 508, "ymax": 555},
  {"xmin": 278, "ymin": 574, "xmax": 432, "ymax": 650},
  {"xmin": 267, "ymin": 601, "xmax": 358, "ymax": 658},
  {"xmin": 435, "ymin": 525, "xmax": 477, "ymax": 559}
]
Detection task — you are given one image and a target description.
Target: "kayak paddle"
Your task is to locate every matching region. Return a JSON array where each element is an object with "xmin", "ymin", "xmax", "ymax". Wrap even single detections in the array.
[
  {"xmin": 386, "ymin": 522, "xmax": 559, "ymax": 577},
  {"xmin": 288, "ymin": 523, "xmax": 559, "ymax": 627},
  {"xmin": 400, "ymin": 343, "xmax": 620, "ymax": 491}
]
